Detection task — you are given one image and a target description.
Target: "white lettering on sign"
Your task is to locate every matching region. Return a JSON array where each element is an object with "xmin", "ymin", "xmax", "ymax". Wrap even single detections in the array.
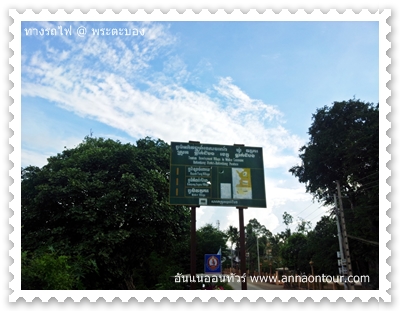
[
  {"xmin": 187, "ymin": 167, "xmax": 211, "ymax": 176},
  {"xmin": 235, "ymin": 153, "xmax": 255, "ymax": 158},
  {"xmin": 187, "ymin": 188, "xmax": 210, "ymax": 197},
  {"xmin": 177, "ymin": 150, "xmax": 189, "ymax": 156},
  {"xmin": 246, "ymin": 149, "xmax": 259, "ymax": 154},
  {"xmin": 187, "ymin": 177, "xmax": 210, "ymax": 187},
  {"xmin": 175, "ymin": 144, "xmax": 228, "ymax": 152}
]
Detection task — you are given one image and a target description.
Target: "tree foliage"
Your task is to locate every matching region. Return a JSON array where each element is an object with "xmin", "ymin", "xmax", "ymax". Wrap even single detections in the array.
[
  {"xmin": 21, "ymin": 136, "xmax": 190, "ymax": 289},
  {"xmin": 280, "ymin": 233, "xmax": 309, "ymax": 273},
  {"xmin": 21, "ymin": 248, "xmax": 89, "ymax": 290},
  {"xmin": 226, "ymin": 225, "xmax": 239, "ymax": 268},
  {"xmin": 289, "ymin": 99, "xmax": 379, "ymax": 288},
  {"xmin": 289, "ymin": 99, "xmax": 379, "ymax": 205},
  {"xmin": 296, "ymin": 218, "xmax": 312, "ymax": 234},
  {"xmin": 245, "ymin": 219, "xmax": 269, "ymax": 272},
  {"xmin": 282, "ymin": 212, "xmax": 293, "ymax": 227},
  {"xmin": 196, "ymin": 224, "xmax": 228, "ymax": 272},
  {"xmin": 306, "ymin": 216, "xmax": 338, "ymax": 276},
  {"xmin": 225, "ymin": 209, "xmax": 376, "ymax": 288}
]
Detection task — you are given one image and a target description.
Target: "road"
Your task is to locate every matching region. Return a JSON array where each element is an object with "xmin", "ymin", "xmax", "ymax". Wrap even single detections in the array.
[{"xmin": 228, "ymin": 279, "xmax": 285, "ymax": 290}]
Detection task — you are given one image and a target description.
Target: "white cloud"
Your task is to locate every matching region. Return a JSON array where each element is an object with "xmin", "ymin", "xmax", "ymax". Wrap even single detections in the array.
[
  {"xmin": 162, "ymin": 55, "xmax": 190, "ymax": 84},
  {"xmin": 214, "ymin": 77, "xmax": 282, "ymax": 121},
  {"xmin": 22, "ymin": 133, "xmax": 83, "ymax": 168},
  {"xmin": 22, "ymin": 21, "xmax": 322, "ymax": 231},
  {"xmin": 22, "ymin": 149, "xmax": 53, "ymax": 168},
  {"xmin": 25, "ymin": 71, "xmax": 302, "ymax": 170}
]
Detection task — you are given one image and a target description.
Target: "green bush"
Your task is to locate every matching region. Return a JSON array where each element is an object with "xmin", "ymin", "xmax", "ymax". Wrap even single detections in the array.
[{"xmin": 21, "ymin": 249, "xmax": 86, "ymax": 290}]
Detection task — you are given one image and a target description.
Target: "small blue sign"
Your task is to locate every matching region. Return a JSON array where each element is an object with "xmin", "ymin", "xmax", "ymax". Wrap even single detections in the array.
[{"xmin": 204, "ymin": 254, "xmax": 221, "ymax": 274}]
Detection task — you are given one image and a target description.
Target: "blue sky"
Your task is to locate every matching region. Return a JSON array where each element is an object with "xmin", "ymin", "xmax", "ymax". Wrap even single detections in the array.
[{"xmin": 21, "ymin": 21, "xmax": 379, "ymax": 235}]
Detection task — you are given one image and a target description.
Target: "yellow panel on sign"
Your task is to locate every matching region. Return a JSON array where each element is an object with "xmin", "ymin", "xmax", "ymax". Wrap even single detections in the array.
[{"xmin": 232, "ymin": 168, "xmax": 252, "ymax": 199}]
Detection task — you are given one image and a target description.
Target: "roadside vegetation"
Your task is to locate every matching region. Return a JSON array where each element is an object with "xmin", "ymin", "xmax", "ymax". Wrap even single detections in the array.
[{"xmin": 21, "ymin": 99, "xmax": 378, "ymax": 289}]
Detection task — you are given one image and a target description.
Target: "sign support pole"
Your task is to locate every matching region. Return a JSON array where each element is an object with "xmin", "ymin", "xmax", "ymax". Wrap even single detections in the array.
[
  {"xmin": 189, "ymin": 141, "xmax": 200, "ymax": 290},
  {"xmin": 237, "ymin": 206, "xmax": 248, "ymax": 290},
  {"xmin": 190, "ymin": 206, "xmax": 198, "ymax": 290}
]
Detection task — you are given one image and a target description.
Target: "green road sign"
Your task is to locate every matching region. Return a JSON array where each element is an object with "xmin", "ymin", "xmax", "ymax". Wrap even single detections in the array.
[{"xmin": 169, "ymin": 142, "xmax": 267, "ymax": 208}]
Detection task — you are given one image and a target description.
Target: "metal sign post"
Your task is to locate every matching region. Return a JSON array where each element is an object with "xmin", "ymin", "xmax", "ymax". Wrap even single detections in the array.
[
  {"xmin": 237, "ymin": 206, "xmax": 248, "ymax": 290},
  {"xmin": 190, "ymin": 206, "xmax": 198, "ymax": 290}
]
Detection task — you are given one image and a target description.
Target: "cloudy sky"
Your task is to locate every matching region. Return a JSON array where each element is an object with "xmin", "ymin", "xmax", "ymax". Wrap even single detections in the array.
[{"xmin": 21, "ymin": 21, "xmax": 379, "ymax": 235}]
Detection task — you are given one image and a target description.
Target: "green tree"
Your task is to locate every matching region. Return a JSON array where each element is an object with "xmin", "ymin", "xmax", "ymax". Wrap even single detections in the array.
[
  {"xmin": 289, "ymin": 99, "xmax": 379, "ymax": 205},
  {"xmin": 21, "ymin": 136, "xmax": 191, "ymax": 289},
  {"xmin": 296, "ymin": 217, "xmax": 312, "ymax": 234},
  {"xmin": 226, "ymin": 225, "xmax": 239, "ymax": 268},
  {"xmin": 265, "ymin": 234, "xmax": 281, "ymax": 272},
  {"xmin": 280, "ymin": 232, "xmax": 309, "ymax": 273},
  {"xmin": 21, "ymin": 248, "xmax": 89, "ymax": 290},
  {"xmin": 196, "ymin": 224, "xmax": 228, "ymax": 272},
  {"xmin": 289, "ymin": 99, "xmax": 379, "ymax": 288},
  {"xmin": 277, "ymin": 212, "xmax": 294, "ymax": 244},
  {"xmin": 306, "ymin": 216, "xmax": 339, "ymax": 276},
  {"xmin": 245, "ymin": 219, "xmax": 269, "ymax": 273},
  {"xmin": 282, "ymin": 212, "xmax": 293, "ymax": 227}
]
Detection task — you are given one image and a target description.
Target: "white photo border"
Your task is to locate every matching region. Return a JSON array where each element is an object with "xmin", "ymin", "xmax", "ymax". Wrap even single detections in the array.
[{"xmin": 9, "ymin": 9, "xmax": 391, "ymax": 302}]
